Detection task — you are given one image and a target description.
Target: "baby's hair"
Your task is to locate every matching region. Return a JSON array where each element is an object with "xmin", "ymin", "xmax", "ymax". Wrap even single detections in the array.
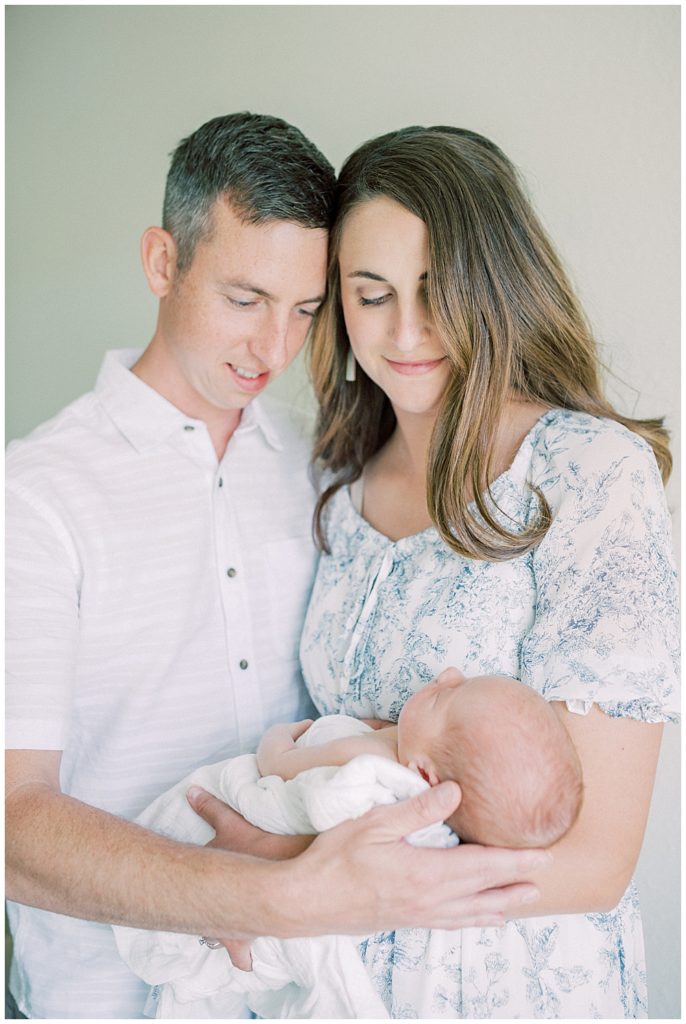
[{"xmin": 435, "ymin": 679, "xmax": 583, "ymax": 848}]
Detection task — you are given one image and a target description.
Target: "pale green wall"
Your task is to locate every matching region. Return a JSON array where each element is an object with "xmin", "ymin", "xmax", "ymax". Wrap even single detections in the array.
[{"xmin": 6, "ymin": 6, "xmax": 680, "ymax": 1016}]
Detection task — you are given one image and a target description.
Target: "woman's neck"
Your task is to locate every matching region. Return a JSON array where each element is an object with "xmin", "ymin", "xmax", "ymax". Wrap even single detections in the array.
[
  {"xmin": 360, "ymin": 409, "xmax": 436, "ymax": 540},
  {"xmin": 383, "ymin": 408, "xmax": 437, "ymax": 479}
]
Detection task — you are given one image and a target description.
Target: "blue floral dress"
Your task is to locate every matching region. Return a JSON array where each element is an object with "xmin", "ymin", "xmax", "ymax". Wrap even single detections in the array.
[{"xmin": 300, "ymin": 409, "xmax": 679, "ymax": 1019}]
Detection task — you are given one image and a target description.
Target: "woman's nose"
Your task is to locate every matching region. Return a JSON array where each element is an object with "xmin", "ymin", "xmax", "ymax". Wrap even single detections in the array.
[{"xmin": 391, "ymin": 301, "xmax": 431, "ymax": 352}]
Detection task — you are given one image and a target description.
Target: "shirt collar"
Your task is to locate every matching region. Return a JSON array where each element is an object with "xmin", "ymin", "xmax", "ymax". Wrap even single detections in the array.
[
  {"xmin": 95, "ymin": 349, "xmax": 283, "ymax": 453},
  {"xmin": 235, "ymin": 395, "xmax": 284, "ymax": 452}
]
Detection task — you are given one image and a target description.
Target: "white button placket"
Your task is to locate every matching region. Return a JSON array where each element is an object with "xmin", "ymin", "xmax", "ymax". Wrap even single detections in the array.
[{"xmin": 212, "ymin": 465, "xmax": 262, "ymax": 750}]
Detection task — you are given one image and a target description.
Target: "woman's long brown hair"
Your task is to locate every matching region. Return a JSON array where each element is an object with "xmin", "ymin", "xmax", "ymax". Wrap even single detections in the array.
[{"xmin": 309, "ymin": 126, "xmax": 671, "ymax": 561}]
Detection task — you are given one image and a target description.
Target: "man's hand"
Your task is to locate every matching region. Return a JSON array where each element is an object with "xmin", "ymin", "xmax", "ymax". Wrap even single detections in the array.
[
  {"xmin": 275, "ymin": 780, "xmax": 549, "ymax": 936},
  {"xmin": 255, "ymin": 720, "xmax": 313, "ymax": 777},
  {"xmin": 203, "ymin": 937, "xmax": 253, "ymax": 972},
  {"xmin": 189, "ymin": 780, "xmax": 550, "ymax": 939},
  {"xmin": 187, "ymin": 787, "xmax": 313, "ymax": 861}
]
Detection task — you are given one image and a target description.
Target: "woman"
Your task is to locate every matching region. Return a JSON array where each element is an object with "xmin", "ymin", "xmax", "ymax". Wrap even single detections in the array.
[{"xmin": 301, "ymin": 126, "xmax": 679, "ymax": 1018}]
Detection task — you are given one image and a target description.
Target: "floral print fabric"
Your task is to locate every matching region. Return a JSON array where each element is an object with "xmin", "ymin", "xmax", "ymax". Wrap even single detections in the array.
[{"xmin": 301, "ymin": 409, "xmax": 679, "ymax": 1018}]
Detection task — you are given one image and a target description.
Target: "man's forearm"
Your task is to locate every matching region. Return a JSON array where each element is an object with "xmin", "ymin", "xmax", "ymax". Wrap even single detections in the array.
[
  {"xmin": 6, "ymin": 783, "xmax": 286, "ymax": 939},
  {"xmin": 7, "ymin": 779, "xmax": 551, "ymax": 942}
]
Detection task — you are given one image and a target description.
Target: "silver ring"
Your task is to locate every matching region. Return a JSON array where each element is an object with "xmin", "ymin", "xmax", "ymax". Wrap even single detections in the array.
[{"xmin": 199, "ymin": 936, "xmax": 223, "ymax": 949}]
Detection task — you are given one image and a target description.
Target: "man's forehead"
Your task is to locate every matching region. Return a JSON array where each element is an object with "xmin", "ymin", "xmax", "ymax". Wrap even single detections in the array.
[
  {"xmin": 218, "ymin": 274, "xmax": 325, "ymax": 305},
  {"xmin": 210, "ymin": 195, "xmax": 329, "ymax": 240}
]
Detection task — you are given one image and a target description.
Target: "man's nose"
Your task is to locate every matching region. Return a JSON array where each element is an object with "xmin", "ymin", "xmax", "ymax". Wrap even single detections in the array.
[{"xmin": 252, "ymin": 314, "xmax": 291, "ymax": 372}]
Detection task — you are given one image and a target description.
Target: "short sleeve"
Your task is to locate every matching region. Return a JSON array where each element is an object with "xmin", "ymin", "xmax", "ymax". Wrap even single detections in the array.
[
  {"xmin": 6, "ymin": 485, "xmax": 81, "ymax": 748},
  {"xmin": 520, "ymin": 423, "xmax": 679, "ymax": 722}
]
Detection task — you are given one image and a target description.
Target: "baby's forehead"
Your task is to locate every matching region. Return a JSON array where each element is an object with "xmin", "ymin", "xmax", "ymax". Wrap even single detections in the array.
[{"xmin": 443, "ymin": 675, "xmax": 542, "ymax": 723}]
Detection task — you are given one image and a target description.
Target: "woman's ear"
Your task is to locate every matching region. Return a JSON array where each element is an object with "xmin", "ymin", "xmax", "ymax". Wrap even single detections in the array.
[{"xmin": 141, "ymin": 226, "xmax": 178, "ymax": 298}]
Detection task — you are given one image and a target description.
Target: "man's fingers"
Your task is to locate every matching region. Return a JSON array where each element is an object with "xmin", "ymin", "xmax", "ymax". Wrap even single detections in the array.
[
  {"xmin": 462, "ymin": 881, "xmax": 540, "ymax": 919},
  {"xmin": 186, "ymin": 786, "xmax": 228, "ymax": 831},
  {"xmin": 405, "ymin": 882, "xmax": 540, "ymax": 931},
  {"xmin": 372, "ymin": 780, "xmax": 462, "ymax": 836},
  {"xmin": 456, "ymin": 845, "xmax": 553, "ymax": 890}
]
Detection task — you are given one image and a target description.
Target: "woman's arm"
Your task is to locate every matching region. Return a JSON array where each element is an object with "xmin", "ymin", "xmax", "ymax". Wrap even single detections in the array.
[{"xmin": 514, "ymin": 702, "xmax": 663, "ymax": 916}]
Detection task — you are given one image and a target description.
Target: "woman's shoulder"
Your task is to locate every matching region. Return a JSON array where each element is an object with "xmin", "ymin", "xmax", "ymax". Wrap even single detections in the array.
[{"xmin": 527, "ymin": 408, "xmax": 663, "ymax": 495}]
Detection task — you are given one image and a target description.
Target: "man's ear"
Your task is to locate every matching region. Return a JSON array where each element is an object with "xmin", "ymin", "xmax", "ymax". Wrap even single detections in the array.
[{"xmin": 141, "ymin": 226, "xmax": 178, "ymax": 298}]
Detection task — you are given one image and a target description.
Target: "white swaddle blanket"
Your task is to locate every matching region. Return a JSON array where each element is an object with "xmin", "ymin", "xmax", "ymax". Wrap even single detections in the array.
[{"xmin": 113, "ymin": 715, "xmax": 458, "ymax": 1019}]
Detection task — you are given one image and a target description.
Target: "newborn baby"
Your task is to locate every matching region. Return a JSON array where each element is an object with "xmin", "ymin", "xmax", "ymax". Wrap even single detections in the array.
[
  {"xmin": 258, "ymin": 668, "xmax": 583, "ymax": 848},
  {"xmin": 115, "ymin": 670, "xmax": 581, "ymax": 1018}
]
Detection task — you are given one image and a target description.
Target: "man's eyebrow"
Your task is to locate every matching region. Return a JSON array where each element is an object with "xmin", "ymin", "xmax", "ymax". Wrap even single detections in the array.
[
  {"xmin": 223, "ymin": 278, "xmax": 274, "ymax": 299},
  {"xmin": 222, "ymin": 279, "xmax": 324, "ymax": 304},
  {"xmin": 347, "ymin": 271, "xmax": 428, "ymax": 283}
]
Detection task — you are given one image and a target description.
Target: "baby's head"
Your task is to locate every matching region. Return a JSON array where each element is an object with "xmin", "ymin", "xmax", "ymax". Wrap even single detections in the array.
[{"xmin": 397, "ymin": 669, "xmax": 583, "ymax": 847}]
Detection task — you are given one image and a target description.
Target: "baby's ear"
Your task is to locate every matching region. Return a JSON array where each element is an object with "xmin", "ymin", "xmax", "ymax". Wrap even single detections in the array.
[{"xmin": 408, "ymin": 758, "xmax": 441, "ymax": 787}]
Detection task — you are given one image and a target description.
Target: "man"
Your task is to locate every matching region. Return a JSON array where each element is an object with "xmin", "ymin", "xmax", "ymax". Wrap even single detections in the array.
[{"xmin": 6, "ymin": 113, "xmax": 548, "ymax": 1019}]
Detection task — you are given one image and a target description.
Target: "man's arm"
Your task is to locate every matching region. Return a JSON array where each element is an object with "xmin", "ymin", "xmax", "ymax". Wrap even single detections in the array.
[
  {"xmin": 6, "ymin": 749, "xmax": 549, "ymax": 940},
  {"xmin": 6, "ymin": 749, "xmax": 292, "ymax": 936}
]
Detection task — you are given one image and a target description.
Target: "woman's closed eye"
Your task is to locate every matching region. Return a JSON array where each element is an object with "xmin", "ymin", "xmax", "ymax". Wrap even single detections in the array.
[{"xmin": 359, "ymin": 294, "xmax": 392, "ymax": 307}]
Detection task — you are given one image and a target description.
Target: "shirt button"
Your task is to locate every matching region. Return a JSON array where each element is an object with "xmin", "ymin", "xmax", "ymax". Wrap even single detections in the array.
[
  {"xmin": 239, "ymin": 659, "xmax": 249, "ymax": 670},
  {"xmin": 183, "ymin": 424, "xmax": 195, "ymax": 432},
  {"xmin": 226, "ymin": 567, "xmax": 237, "ymax": 578}
]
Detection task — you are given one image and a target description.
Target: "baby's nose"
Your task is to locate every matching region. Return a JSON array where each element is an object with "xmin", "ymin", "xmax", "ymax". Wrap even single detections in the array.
[{"xmin": 433, "ymin": 667, "xmax": 465, "ymax": 687}]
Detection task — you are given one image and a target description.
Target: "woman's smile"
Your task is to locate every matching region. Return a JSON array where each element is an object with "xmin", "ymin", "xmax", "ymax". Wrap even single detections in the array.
[{"xmin": 385, "ymin": 356, "xmax": 447, "ymax": 376}]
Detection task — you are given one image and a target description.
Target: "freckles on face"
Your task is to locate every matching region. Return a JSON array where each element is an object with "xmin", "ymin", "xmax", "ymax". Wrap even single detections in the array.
[{"xmin": 156, "ymin": 202, "xmax": 327, "ymax": 412}]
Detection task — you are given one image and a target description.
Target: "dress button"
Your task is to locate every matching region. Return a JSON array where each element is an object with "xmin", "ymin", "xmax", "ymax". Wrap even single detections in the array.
[
  {"xmin": 239, "ymin": 659, "xmax": 249, "ymax": 670},
  {"xmin": 226, "ymin": 567, "xmax": 237, "ymax": 578},
  {"xmin": 183, "ymin": 424, "xmax": 195, "ymax": 432}
]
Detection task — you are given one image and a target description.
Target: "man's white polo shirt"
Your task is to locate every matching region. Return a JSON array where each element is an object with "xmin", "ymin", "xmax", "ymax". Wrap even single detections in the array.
[{"xmin": 6, "ymin": 349, "xmax": 319, "ymax": 1019}]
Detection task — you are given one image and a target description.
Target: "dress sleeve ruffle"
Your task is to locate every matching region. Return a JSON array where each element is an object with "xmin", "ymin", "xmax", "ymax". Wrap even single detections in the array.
[{"xmin": 519, "ymin": 420, "xmax": 679, "ymax": 723}]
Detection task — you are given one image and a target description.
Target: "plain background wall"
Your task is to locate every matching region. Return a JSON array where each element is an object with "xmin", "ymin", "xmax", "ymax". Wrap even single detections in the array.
[{"xmin": 6, "ymin": 6, "xmax": 680, "ymax": 1018}]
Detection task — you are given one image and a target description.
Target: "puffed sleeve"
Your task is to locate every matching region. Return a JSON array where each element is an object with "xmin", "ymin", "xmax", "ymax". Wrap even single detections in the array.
[
  {"xmin": 6, "ymin": 484, "xmax": 81, "ymax": 748},
  {"xmin": 519, "ymin": 418, "xmax": 679, "ymax": 722}
]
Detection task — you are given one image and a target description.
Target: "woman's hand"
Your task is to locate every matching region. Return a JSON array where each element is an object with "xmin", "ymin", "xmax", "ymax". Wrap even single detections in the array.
[{"xmin": 255, "ymin": 720, "xmax": 313, "ymax": 778}]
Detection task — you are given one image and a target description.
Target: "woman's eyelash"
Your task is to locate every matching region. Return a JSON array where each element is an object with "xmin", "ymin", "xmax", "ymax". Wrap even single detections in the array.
[{"xmin": 359, "ymin": 295, "xmax": 389, "ymax": 307}]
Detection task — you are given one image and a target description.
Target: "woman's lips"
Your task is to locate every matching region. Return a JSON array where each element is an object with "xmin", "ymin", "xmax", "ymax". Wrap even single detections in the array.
[{"xmin": 385, "ymin": 357, "xmax": 447, "ymax": 376}]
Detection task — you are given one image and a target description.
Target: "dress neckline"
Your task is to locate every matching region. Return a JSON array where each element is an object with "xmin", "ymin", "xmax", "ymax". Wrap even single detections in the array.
[{"xmin": 344, "ymin": 408, "xmax": 559, "ymax": 547}]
